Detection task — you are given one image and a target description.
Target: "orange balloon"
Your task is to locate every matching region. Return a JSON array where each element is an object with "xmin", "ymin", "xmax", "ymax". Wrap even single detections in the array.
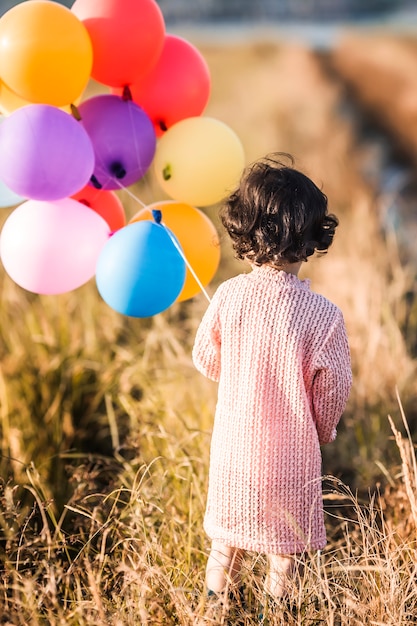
[
  {"xmin": 0, "ymin": 1, "xmax": 92, "ymax": 106},
  {"xmin": 130, "ymin": 201, "xmax": 221, "ymax": 302},
  {"xmin": 72, "ymin": 185, "xmax": 126, "ymax": 232}
]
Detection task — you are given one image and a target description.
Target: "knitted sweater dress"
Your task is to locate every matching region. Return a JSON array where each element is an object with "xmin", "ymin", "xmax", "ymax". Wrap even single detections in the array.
[{"xmin": 192, "ymin": 265, "xmax": 352, "ymax": 554}]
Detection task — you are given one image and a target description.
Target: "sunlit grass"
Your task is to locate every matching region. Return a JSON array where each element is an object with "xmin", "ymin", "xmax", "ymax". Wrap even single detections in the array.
[{"xmin": 1, "ymin": 411, "xmax": 416, "ymax": 624}]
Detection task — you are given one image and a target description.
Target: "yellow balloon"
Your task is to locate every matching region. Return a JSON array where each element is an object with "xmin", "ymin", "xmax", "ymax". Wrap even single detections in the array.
[
  {"xmin": 0, "ymin": 79, "xmax": 29, "ymax": 115},
  {"xmin": 130, "ymin": 201, "xmax": 221, "ymax": 302},
  {"xmin": 0, "ymin": 79, "xmax": 76, "ymax": 115},
  {"xmin": 0, "ymin": 1, "xmax": 92, "ymax": 106},
  {"xmin": 153, "ymin": 117, "xmax": 245, "ymax": 207}
]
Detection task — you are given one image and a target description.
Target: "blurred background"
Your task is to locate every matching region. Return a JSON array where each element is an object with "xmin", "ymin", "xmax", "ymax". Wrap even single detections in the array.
[{"xmin": 1, "ymin": 0, "xmax": 417, "ymax": 20}]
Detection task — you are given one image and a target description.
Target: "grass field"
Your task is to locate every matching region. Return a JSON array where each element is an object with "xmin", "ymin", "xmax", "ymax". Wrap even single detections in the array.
[{"xmin": 1, "ymin": 34, "xmax": 417, "ymax": 624}]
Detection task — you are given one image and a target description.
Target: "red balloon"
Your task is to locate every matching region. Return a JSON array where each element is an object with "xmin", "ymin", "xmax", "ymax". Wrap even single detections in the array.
[
  {"xmin": 113, "ymin": 35, "xmax": 211, "ymax": 136},
  {"xmin": 72, "ymin": 185, "xmax": 126, "ymax": 232},
  {"xmin": 71, "ymin": 0, "xmax": 165, "ymax": 87}
]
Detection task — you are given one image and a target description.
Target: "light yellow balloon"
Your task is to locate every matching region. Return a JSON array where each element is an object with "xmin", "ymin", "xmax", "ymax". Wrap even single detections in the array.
[
  {"xmin": 0, "ymin": 79, "xmax": 27, "ymax": 115},
  {"xmin": 0, "ymin": 1, "xmax": 92, "ymax": 107},
  {"xmin": 153, "ymin": 116, "xmax": 245, "ymax": 207}
]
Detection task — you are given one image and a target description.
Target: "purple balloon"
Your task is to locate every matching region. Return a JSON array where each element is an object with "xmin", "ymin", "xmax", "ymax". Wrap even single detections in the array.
[
  {"xmin": 0, "ymin": 105, "xmax": 95, "ymax": 201},
  {"xmin": 77, "ymin": 95, "xmax": 156, "ymax": 190}
]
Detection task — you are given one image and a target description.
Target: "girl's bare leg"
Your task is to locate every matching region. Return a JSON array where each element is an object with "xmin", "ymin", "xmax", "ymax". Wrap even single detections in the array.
[
  {"xmin": 264, "ymin": 554, "xmax": 298, "ymax": 600},
  {"xmin": 205, "ymin": 541, "xmax": 244, "ymax": 593}
]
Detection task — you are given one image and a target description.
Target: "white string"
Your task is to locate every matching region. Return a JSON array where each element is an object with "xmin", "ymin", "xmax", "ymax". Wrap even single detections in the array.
[
  {"xmin": 114, "ymin": 181, "xmax": 148, "ymax": 208},
  {"xmin": 113, "ymin": 181, "xmax": 212, "ymax": 303},
  {"xmin": 161, "ymin": 221, "xmax": 212, "ymax": 303}
]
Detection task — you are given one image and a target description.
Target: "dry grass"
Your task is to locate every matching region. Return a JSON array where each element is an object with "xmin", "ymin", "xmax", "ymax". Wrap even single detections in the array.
[
  {"xmin": 1, "ymin": 34, "xmax": 417, "ymax": 623},
  {"xmin": 1, "ymin": 408, "xmax": 416, "ymax": 625}
]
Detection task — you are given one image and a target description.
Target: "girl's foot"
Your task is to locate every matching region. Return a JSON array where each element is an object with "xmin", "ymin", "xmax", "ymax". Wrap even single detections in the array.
[
  {"xmin": 199, "ymin": 587, "xmax": 246, "ymax": 625},
  {"xmin": 258, "ymin": 596, "xmax": 298, "ymax": 624}
]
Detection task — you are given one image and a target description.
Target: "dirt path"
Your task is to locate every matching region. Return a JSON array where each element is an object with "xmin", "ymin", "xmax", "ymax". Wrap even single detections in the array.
[{"xmin": 331, "ymin": 32, "xmax": 417, "ymax": 165}]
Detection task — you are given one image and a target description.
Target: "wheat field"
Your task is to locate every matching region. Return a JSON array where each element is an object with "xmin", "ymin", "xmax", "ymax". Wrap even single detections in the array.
[{"xmin": 0, "ymin": 32, "xmax": 417, "ymax": 624}]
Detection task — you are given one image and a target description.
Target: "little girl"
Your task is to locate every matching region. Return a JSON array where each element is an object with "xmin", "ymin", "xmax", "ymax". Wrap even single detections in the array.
[{"xmin": 192, "ymin": 153, "xmax": 352, "ymax": 616}]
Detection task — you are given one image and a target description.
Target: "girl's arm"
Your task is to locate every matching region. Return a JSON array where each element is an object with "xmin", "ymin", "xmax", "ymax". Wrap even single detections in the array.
[
  {"xmin": 311, "ymin": 313, "xmax": 352, "ymax": 444},
  {"xmin": 192, "ymin": 288, "xmax": 223, "ymax": 382}
]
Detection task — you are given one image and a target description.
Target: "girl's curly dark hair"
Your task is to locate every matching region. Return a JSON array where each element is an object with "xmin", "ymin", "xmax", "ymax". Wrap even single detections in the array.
[{"xmin": 220, "ymin": 153, "xmax": 339, "ymax": 266}]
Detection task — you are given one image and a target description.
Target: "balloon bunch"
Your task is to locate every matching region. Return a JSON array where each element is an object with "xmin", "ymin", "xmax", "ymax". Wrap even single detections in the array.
[{"xmin": 0, "ymin": 0, "xmax": 245, "ymax": 317}]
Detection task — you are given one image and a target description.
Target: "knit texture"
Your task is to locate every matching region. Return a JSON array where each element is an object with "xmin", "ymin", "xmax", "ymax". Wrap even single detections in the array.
[{"xmin": 192, "ymin": 265, "xmax": 352, "ymax": 554}]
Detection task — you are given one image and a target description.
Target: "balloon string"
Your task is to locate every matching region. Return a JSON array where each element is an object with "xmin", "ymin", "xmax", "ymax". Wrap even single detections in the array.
[
  {"xmin": 114, "ymin": 182, "xmax": 148, "ymax": 208},
  {"xmin": 161, "ymin": 221, "xmax": 212, "ymax": 304},
  {"xmin": 145, "ymin": 206, "xmax": 212, "ymax": 304},
  {"xmin": 113, "ymin": 183, "xmax": 212, "ymax": 303}
]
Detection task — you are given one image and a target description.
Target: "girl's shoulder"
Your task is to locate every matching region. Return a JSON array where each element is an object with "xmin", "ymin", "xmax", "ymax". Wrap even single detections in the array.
[
  {"xmin": 211, "ymin": 271, "xmax": 250, "ymax": 295},
  {"xmin": 213, "ymin": 269, "xmax": 344, "ymax": 321},
  {"xmin": 307, "ymin": 288, "xmax": 345, "ymax": 322}
]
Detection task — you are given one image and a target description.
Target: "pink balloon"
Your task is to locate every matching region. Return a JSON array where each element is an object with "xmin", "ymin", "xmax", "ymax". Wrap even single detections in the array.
[
  {"xmin": 72, "ymin": 185, "xmax": 126, "ymax": 232},
  {"xmin": 0, "ymin": 198, "xmax": 111, "ymax": 294}
]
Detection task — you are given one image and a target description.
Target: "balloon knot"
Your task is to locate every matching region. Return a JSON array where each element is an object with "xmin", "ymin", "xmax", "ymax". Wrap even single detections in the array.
[
  {"xmin": 122, "ymin": 86, "xmax": 133, "ymax": 101},
  {"xmin": 111, "ymin": 162, "xmax": 126, "ymax": 179},
  {"xmin": 158, "ymin": 119, "xmax": 168, "ymax": 132},
  {"xmin": 70, "ymin": 104, "xmax": 82, "ymax": 121},
  {"xmin": 162, "ymin": 165, "xmax": 172, "ymax": 181},
  {"xmin": 152, "ymin": 209, "xmax": 162, "ymax": 224},
  {"xmin": 90, "ymin": 175, "xmax": 102, "ymax": 189}
]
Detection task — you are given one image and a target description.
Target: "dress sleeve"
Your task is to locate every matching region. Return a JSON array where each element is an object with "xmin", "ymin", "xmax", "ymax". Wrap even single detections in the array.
[
  {"xmin": 311, "ymin": 311, "xmax": 352, "ymax": 445},
  {"xmin": 192, "ymin": 286, "xmax": 223, "ymax": 382}
]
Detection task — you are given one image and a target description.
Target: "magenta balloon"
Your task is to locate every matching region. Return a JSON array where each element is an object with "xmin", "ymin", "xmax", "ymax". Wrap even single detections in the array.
[
  {"xmin": 0, "ymin": 198, "xmax": 111, "ymax": 295},
  {"xmin": 78, "ymin": 95, "xmax": 156, "ymax": 190},
  {"xmin": 0, "ymin": 105, "xmax": 95, "ymax": 201}
]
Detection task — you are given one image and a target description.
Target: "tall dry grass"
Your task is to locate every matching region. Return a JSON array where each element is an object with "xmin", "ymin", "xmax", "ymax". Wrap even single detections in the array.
[
  {"xmin": 1, "ymin": 377, "xmax": 416, "ymax": 624},
  {"xmin": 1, "ymin": 35, "xmax": 417, "ymax": 623}
]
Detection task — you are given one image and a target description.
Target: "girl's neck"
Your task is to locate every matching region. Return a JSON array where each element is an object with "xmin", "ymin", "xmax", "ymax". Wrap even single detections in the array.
[{"xmin": 265, "ymin": 261, "xmax": 302, "ymax": 276}]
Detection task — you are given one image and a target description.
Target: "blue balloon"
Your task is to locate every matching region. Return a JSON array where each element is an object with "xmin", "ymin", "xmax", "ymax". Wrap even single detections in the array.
[
  {"xmin": 0, "ymin": 116, "xmax": 25, "ymax": 207},
  {"xmin": 96, "ymin": 220, "xmax": 186, "ymax": 317},
  {"xmin": 0, "ymin": 177, "xmax": 25, "ymax": 208}
]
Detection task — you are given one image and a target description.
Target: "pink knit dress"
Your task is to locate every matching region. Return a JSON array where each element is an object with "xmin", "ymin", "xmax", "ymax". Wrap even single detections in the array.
[{"xmin": 192, "ymin": 265, "xmax": 352, "ymax": 554}]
